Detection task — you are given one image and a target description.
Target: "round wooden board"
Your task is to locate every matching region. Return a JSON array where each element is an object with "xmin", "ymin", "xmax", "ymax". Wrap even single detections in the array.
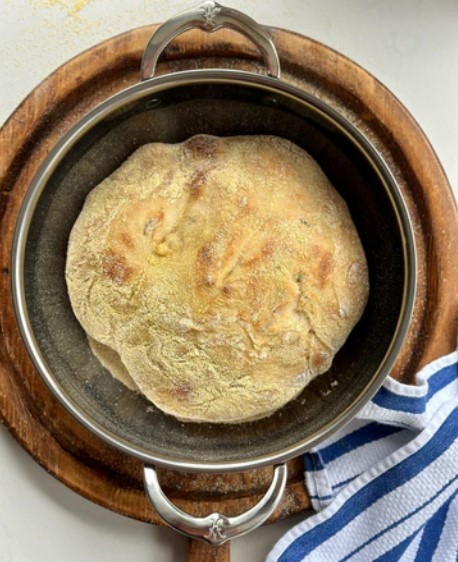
[{"xmin": 0, "ymin": 25, "xmax": 457, "ymax": 562}]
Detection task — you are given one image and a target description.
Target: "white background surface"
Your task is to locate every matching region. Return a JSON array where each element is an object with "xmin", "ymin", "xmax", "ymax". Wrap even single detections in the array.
[{"xmin": 0, "ymin": 1, "xmax": 457, "ymax": 561}]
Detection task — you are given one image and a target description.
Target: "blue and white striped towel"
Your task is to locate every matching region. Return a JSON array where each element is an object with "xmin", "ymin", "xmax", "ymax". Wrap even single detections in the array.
[{"xmin": 267, "ymin": 350, "xmax": 458, "ymax": 562}]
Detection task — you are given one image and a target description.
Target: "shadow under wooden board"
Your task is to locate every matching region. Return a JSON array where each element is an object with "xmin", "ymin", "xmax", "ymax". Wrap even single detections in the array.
[{"xmin": 0, "ymin": 24, "xmax": 457, "ymax": 562}]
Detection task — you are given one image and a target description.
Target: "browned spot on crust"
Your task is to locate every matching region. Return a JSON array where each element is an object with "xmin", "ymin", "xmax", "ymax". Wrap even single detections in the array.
[
  {"xmin": 198, "ymin": 244, "xmax": 213, "ymax": 266},
  {"xmin": 262, "ymin": 241, "xmax": 274, "ymax": 256},
  {"xmin": 189, "ymin": 169, "xmax": 207, "ymax": 198},
  {"xmin": 223, "ymin": 284, "xmax": 233, "ymax": 296},
  {"xmin": 312, "ymin": 351, "xmax": 330, "ymax": 371},
  {"xmin": 184, "ymin": 135, "xmax": 221, "ymax": 158},
  {"xmin": 119, "ymin": 232, "xmax": 134, "ymax": 248},
  {"xmin": 196, "ymin": 244, "xmax": 215, "ymax": 288},
  {"xmin": 318, "ymin": 252, "xmax": 333, "ymax": 287},
  {"xmin": 101, "ymin": 251, "xmax": 132, "ymax": 285},
  {"xmin": 244, "ymin": 241, "xmax": 274, "ymax": 268},
  {"xmin": 173, "ymin": 382, "xmax": 192, "ymax": 400}
]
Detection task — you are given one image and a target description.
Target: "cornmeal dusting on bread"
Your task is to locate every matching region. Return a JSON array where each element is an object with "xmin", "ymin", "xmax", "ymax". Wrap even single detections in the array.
[{"xmin": 66, "ymin": 135, "xmax": 369, "ymax": 423}]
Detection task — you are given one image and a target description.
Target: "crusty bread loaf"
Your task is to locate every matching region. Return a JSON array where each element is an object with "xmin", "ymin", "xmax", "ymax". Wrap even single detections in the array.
[{"xmin": 66, "ymin": 135, "xmax": 368, "ymax": 423}]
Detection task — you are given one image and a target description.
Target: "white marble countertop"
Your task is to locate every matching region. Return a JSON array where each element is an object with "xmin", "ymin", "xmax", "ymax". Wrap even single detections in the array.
[{"xmin": 0, "ymin": 1, "xmax": 456, "ymax": 560}]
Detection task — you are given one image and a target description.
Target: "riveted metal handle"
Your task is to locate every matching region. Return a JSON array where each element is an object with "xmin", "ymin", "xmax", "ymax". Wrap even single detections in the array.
[
  {"xmin": 144, "ymin": 463, "xmax": 287, "ymax": 545},
  {"xmin": 140, "ymin": 1, "xmax": 281, "ymax": 80}
]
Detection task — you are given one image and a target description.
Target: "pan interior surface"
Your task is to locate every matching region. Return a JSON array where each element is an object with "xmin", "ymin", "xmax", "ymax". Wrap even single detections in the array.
[{"xmin": 21, "ymin": 79, "xmax": 406, "ymax": 468}]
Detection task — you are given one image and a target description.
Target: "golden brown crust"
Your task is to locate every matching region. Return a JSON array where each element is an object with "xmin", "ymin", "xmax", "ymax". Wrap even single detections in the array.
[{"xmin": 66, "ymin": 135, "xmax": 369, "ymax": 423}]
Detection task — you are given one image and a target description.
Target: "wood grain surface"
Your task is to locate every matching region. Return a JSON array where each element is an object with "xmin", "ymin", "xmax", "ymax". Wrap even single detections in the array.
[{"xmin": 0, "ymin": 25, "xmax": 457, "ymax": 561}]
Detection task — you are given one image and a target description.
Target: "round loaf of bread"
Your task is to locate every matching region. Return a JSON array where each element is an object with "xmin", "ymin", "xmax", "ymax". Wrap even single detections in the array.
[{"xmin": 66, "ymin": 135, "xmax": 368, "ymax": 423}]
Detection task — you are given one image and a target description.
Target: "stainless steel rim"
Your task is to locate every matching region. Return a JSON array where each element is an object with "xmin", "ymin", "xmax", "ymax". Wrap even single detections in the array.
[{"xmin": 12, "ymin": 69, "xmax": 417, "ymax": 472}]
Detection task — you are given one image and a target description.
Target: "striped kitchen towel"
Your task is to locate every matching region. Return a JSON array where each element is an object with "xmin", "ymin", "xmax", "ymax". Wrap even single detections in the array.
[{"xmin": 267, "ymin": 350, "xmax": 458, "ymax": 562}]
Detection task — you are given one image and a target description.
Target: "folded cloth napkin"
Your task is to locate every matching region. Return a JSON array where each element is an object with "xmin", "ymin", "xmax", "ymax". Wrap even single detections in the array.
[{"xmin": 267, "ymin": 350, "xmax": 458, "ymax": 562}]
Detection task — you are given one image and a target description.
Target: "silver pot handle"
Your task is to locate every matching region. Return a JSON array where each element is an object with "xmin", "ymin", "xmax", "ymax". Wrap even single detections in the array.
[
  {"xmin": 144, "ymin": 463, "xmax": 288, "ymax": 545},
  {"xmin": 140, "ymin": 1, "xmax": 281, "ymax": 81}
]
